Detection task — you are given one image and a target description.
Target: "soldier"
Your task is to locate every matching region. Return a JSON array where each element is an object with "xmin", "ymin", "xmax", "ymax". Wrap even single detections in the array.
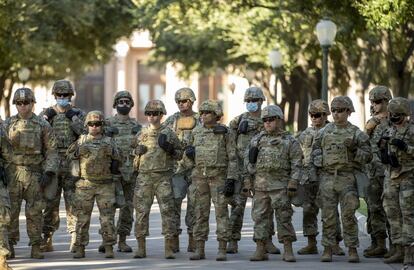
[
  {"xmin": 163, "ymin": 87, "xmax": 199, "ymax": 253},
  {"xmin": 67, "ymin": 111, "xmax": 121, "ymax": 259},
  {"xmin": 311, "ymin": 96, "xmax": 372, "ymax": 263},
  {"xmin": 40, "ymin": 79, "xmax": 86, "ymax": 253},
  {"xmin": 104, "ymin": 91, "xmax": 141, "ymax": 253},
  {"xmin": 296, "ymin": 99, "xmax": 345, "ymax": 256},
  {"xmin": 363, "ymin": 86, "xmax": 392, "ymax": 258},
  {"xmin": 4, "ymin": 88, "xmax": 58, "ymax": 259},
  {"xmin": 379, "ymin": 97, "xmax": 414, "ymax": 265},
  {"xmin": 228, "ymin": 86, "xmax": 279, "ymax": 254},
  {"xmin": 132, "ymin": 100, "xmax": 182, "ymax": 260},
  {"xmin": 182, "ymin": 100, "xmax": 238, "ymax": 261},
  {"xmin": 246, "ymin": 105, "xmax": 301, "ymax": 262}
]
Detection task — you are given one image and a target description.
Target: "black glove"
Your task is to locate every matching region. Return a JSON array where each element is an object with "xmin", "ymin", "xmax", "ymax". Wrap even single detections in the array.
[
  {"xmin": 237, "ymin": 120, "xmax": 248, "ymax": 134},
  {"xmin": 131, "ymin": 126, "xmax": 141, "ymax": 135},
  {"xmin": 158, "ymin": 134, "xmax": 175, "ymax": 155},
  {"xmin": 249, "ymin": 147, "xmax": 259, "ymax": 164},
  {"xmin": 185, "ymin": 146, "xmax": 195, "ymax": 160},
  {"xmin": 65, "ymin": 108, "xmax": 79, "ymax": 120},
  {"xmin": 389, "ymin": 138, "xmax": 408, "ymax": 152},
  {"xmin": 39, "ymin": 171, "xmax": 55, "ymax": 189},
  {"xmin": 44, "ymin": 108, "xmax": 57, "ymax": 121},
  {"xmin": 110, "ymin": 160, "xmax": 121, "ymax": 174},
  {"xmin": 0, "ymin": 167, "xmax": 7, "ymax": 187},
  {"xmin": 213, "ymin": 125, "xmax": 228, "ymax": 134},
  {"xmin": 380, "ymin": 148, "xmax": 390, "ymax": 164},
  {"xmin": 105, "ymin": 127, "xmax": 119, "ymax": 137},
  {"xmin": 135, "ymin": 145, "xmax": 147, "ymax": 155},
  {"xmin": 224, "ymin": 179, "xmax": 235, "ymax": 197},
  {"xmin": 389, "ymin": 152, "xmax": 400, "ymax": 168}
]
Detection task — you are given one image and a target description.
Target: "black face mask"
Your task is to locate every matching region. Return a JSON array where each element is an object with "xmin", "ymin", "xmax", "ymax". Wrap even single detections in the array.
[
  {"xmin": 390, "ymin": 115, "xmax": 403, "ymax": 123},
  {"xmin": 116, "ymin": 106, "xmax": 131, "ymax": 115}
]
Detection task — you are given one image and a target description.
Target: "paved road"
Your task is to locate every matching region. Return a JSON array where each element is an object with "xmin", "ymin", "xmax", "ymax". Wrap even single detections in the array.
[{"xmin": 8, "ymin": 199, "xmax": 405, "ymax": 270}]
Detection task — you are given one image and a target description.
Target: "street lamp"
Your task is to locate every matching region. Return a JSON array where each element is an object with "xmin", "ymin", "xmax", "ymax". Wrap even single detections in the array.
[
  {"xmin": 268, "ymin": 49, "xmax": 283, "ymax": 104},
  {"xmin": 315, "ymin": 19, "xmax": 337, "ymax": 101},
  {"xmin": 18, "ymin": 67, "xmax": 31, "ymax": 86}
]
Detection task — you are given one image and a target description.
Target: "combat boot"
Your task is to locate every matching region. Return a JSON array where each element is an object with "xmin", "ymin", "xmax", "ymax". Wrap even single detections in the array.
[
  {"xmin": 133, "ymin": 238, "xmax": 146, "ymax": 259},
  {"xmin": 265, "ymin": 238, "xmax": 281, "ymax": 254},
  {"xmin": 384, "ymin": 244, "xmax": 404, "ymax": 264},
  {"xmin": 384, "ymin": 243, "xmax": 395, "ymax": 258},
  {"xmin": 165, "ymin": 238, "xmax": 175, "ymax": 259},
  {"xmin": 104, "ymin": 245, "xmax": 114, "ymax": 258},
  {"xmin": 282, "ymin": 240, "xmax": 296, "ymax": 262},
  {"xmin": 69, "ymin": 232, "xmax": 76, "ymax": 253},
  {"xmin": 0, "ymin": 255, "xmax": 13, "ymax": 270},
  {"xmin": 187, "ymin": 233, "xmax": 195, "ymax": 252},
  {"xmin": 321, "ymin": 246, "xmax": 332, "ymax": 262},
  {"xmin": 332, "ymin": 242, "xmax": 345, "ymax": 256},
  {"xmin": 117, "ymin": 235, "xmax": 132, "ymax": 253},
  {"xmin": 297, "ymin": 235, "xmax": 318, "ymax": 255},
  {"xmin": 363, "ymin": 237, "xmax": 377, "ymax": 257},
  {"xmin": 403, "ymin": 244, "xmax": 414, "ymax": 266},
  {"xmin": 226, "ymin": 240, "xmax": 238, "ymax": 254},
  {"xmin": 30, "ymin": 245, "xmax": 44, "ymax": 259},
  {"xmin": 250, "ymin": 240, "xmax": 268, "ymax": 261},
  {"xmin": 172, "ymin": 235, "xmax": 179, "ymax": 253},
  {"xmin": 190, "ymin": 240, "xmax": 205, "ymax": 260},
  {"xmin": 364, "ymin": 237, "xmax": 387, "ymax": 258},
  {"xmin": 7, "ymin": 244, "xmax": 14, "ymax": 259},
  {"xmin": 348, "ymin": 247, "xmax": 360, "ymax": 263},
  {"xmin": 40, "ymin": 233, "xmax": 54, "ymax": 252},
  {"xmin": 216, "ymin": 241, "xmax": 227, "ymax": 261},
  {"xmin": 98, "ymin": 242, "xmax": 105, "ymax": 253},
  {"xmin": 73, "ymin": 245, "xmax": 85, "ymax": 259}
]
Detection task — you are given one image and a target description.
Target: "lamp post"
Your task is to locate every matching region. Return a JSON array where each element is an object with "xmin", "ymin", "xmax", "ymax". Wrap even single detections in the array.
[
  {"xmin": 18, "ymin": 67, "xmax": 31, "ymax": 86},
  {"xmin": 315, "ymin": 19, "xmax": 337, "ymax": 101},
  {"xmin": 268, "ymin": 49, "xmax": 283, "ymax": 104},
  {"xmin": 115, "ymin": 40, "xmax": 129, "ymax": 91}
]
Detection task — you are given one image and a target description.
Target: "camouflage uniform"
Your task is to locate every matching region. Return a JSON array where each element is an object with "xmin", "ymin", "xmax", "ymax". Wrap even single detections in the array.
[
  {"xmin": 106, "ymin": 91, "xmax": 142, "ymax": 249},
  {"xmin": 132, "ymin": 100, "xmax": 182, "ymax": 259},
  {"xmin": 39, "ymin": 80, "xmax": 86, "ymax": 251},
  {"xmin": 66, "ymin": 111, "xmax": 121, "ymax": 258},
  {"xmin": 311, "ymin": 96, "xmax": 372, "ymax": 263},
  {"xmin": 380, "ymin": 97, "xmax": 414, "ymax": 265},
  {"xmin": 4, "ymin": 88, "xmax": 58, "ymax": 259}
]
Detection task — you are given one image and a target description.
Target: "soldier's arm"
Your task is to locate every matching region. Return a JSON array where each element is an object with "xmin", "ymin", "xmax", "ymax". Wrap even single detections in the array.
[
  {"xmin": 170, "ymin": 131, "xmax": 183, "ymax": 160},
  {"xmin": 70, "ymin": 109, "xmax": 86, "ymax": 136},
  {"xmin": 66, "ymin": 140, "xmax": 80, "ymax": 160},
  {"xmin": 225, "ymin": 130, "xmax": 239, "ymax": 180},
  {"xmin": 354, "ymin": 130, "xmax": 373, "ymax": 164},
  {"xmin": 289, "ymin": 138, "xmax": 303, "ymax": 183},
  {"xmin": 310, "ymin": 129, "xmax": 323, "ymax": 168}
]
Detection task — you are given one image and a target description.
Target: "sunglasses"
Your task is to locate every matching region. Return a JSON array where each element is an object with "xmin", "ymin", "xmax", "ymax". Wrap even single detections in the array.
[
  {"xmin": 177, "ymin": 99, "xmax": 190, "ymax": 104},
  {"xmin": 117, "ymin": 100, "xmax": 131, "ymax": 105},
  {"xmin": 331, "ymin": 108, "xmax": 347, "ymax": 113},
  {"xmin": 372, "ymin": 99, "xmax": 384, "ymax": 105},
  {"xmin": 263, "ymin": 117, "xmax": 279, "ymax": 123},
  {"xmin": 145, "ymin": 111, "xmax": 162, "ymax": 116},
  {"xmin": 200, "ymin": 111, "xmax": 214, "ymax": 115},
  {"xmin": 55, "ymin": 93, "xmax": 71, "ymax": 98},
  {"xmin": 310, "ymin": 112, "xmax": 324, "ymax": 118},
  {"xmin": 16, "ymin": 101, "xmax": 31, "ymax": 106},
  {"xmin": 245, "ymin": 98, "xmax": 261, "ymax": 103},
  {"xmin": 390, "ymin": 113, "xmax": 405, "ymax": 118},
  {"xmin": 87, "ymin": 121, "xmax": 103, "ymax": 127}
]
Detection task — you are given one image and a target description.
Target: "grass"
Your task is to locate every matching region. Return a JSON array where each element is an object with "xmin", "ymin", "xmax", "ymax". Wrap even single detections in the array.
[{"xmin": 358, "ymin": 198, "xmax": 368, "ymax": 216}]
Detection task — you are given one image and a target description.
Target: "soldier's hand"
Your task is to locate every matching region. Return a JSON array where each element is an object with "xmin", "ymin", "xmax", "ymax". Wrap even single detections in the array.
[
  {"xmin": 135, "ymin": 145, "xmax": 147, "ymax": 155},
  {"xmin": 389, "ymin": 152, "xmax": 400, "ymax": 168},
  {"xmin": 224, "ymin": 179, "xmax": 235, "ymax": 197},
  {"xmin": 237, "ymin": 120, "xmax": 248, "ymax": 134},
  {"xmin": 380, "ymin": 149, "xmax": 390, "ymax": 164},
  {"xmin": 287, "ymin": 180, "xmax": 298, "ymax": 198},
  {"xmin": 343, "ymin": 138, "xmax": 356, "ymax": 150},
  {"xmin": 184, "ymin": 146, "xmax": 195, "ymax": 160},
  {"xmin": 44, "ymin": 108, "xmax": 57, "ymax": 121},
  {"xmin": 65, "ymin": 108, "xmax": 79, "ymax": 120},
  {"xmin": 110, "ymin": 160, "xmax": 121, "ymax": 174},
  {"xmin": 158, "ymin": 134, "xmax": 175, "ymax": 155},
  {"xmin": 131, "ymin": 126, "xmax": 141, "ymax": 135},
  {"xmin": 248, "ymin": 147, "xmax": 259, "ymax": 164},
  {"xmin": 39, "ymin": 171, "xmax": 55, "ymax": 190},
  {"xmin": 389, "ymin": 138, "xmax": 408, "ymax": 152}
]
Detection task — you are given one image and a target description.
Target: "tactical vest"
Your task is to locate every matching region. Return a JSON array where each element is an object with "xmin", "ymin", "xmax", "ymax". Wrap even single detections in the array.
[
  {"xmin": 51, "ymin": 112, "xmax": 78, "ymax": 151},
  {"xmin": 255, "ymin": 134, "xmax": 291, "ymax": 174},
  {"xmin": 79, "ymin": 136, "xmax": 113, "ymax": 181},
  {"xmin": 193, "ymin": 127, "xmax": 228, "ymax": 169},
  {"xmin": 299, "ymin": 127, "xmax": 317, "ymax": 167},
  {"xmin": 321, "ymin": 125, "xmax": 356, "ymax": 169},
  {"xmin": 388, "ymin": 124, "xmax": 414, "ymax": 178},
  {"xmin": 172, "ymin": 113, "xmax": 197, "ymax": 146},
  {"xmin": 235, "ymin": 113, "xmax": 263, "ymax": 159}
]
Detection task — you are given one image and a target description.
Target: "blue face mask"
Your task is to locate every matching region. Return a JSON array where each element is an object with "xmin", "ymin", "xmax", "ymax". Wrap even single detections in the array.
[
  {"xmin": 246, "ymin": 102, "xmax": 259, "ymax": 112},
  {"xmin": 56, "ymin": 98, "xmax": 71, "ymax": 107}
]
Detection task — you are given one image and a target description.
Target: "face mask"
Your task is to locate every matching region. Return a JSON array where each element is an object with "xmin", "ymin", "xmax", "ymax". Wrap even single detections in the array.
[
  {"xmin": 246, "ymin": 102, "xmax": 259, "ymax": 112},
  {"xmin": 116, "ymin": 106, "xmax": 131, "ymax": 115},
  {"xmin": 56, "ymin": 98, "xmax": 70, "ymax": 107}
]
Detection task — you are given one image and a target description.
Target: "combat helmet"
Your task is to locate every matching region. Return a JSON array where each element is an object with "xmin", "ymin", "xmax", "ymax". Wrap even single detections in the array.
[
  {"xmin": 308, "ymin": 99, "xmax": 330, "ymax": 115},
  {"xmin": 84, "ymin": 111, "xmax": 105, "ymax": 126},
  {"xmin": 388, "ymin": 97, "xmax": 411, "ymax": 116},
  {"xmin": 244, "ymin": 86, "xmax": 266, "ymax": 102},
  {"xmin": 331, "ymin": 96, "xmax": 355, "ymax": 112},
  {"xmin": 113, "ymin": 90, "xmax": 134, "ymax": 108},
  {"xmin": 175, "ymin": 87, "xmax": 196, "ymax": 103},
  {"xmin": 52, "ymin": 80, "xmax": 75, "ymax": 96},
  {"xmin": 369, "ymin": 86, "xmax": 392, "ymax": 102},
  {"xmin": 13, "ymin": 87, "xmax": 36, "ymax": 104},
  {"xmin": 199, "ymin": 100, "xmax": 223, "ymax": 117},
  {"xmin": 261, "ymin": 105, "xmax": 284, "ymax": 119},
  {"xmin": 144, "ymin": 100, "xmax": 167, "ymax": 114}
]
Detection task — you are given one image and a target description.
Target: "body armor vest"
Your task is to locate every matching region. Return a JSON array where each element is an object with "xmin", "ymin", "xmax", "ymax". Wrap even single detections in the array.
[
  {"xmin": 388, "ymin": 124, "xmax": 414, "ymax": 178},
  {"xmin": 79, "ymin": 136, "xmax": 113, "ymax": 181},
  {"xmin": 321, "ymin": 126, "xmax": 356, "ymax": 169},
  {"xmin": 51, "ymin": 112, "xmax": 78, "ymax": 151},
  {"xmin": 256, "ymin": 134, "xmax": 291, "ymax": 174},
  {"xmin": 300, "ymin": 127, "xmax": 318, "ymax": 167},
  {"xmin": 235, "ymin": 114, "xmax": 263, "ymax": 159},
  {"xmin": 193, "ymin": 127, "xmax": 228, "ymax": 168}
]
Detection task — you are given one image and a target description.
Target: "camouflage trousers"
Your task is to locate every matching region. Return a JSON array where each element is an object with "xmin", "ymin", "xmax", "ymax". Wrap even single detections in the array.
[
  {"xmin": 252, "ymin": 189, "xmax": 296, "ymax": 242},
  {"xmin": 172, "ymin": 173, "xmax": 195, "ymax": 235},
  {"xmin": 7, "ymin": 165, "xmax": 45, "ymax": 246},
  {"xmin": 0, "ymin": 182, "xmax": 10, "ymax": 256},
  {"xmin": 116, "ymin": 177, "xmax": 135, "ymax": 236},
  {"xmin": 366, "ymin": 175, "xmax": 387, "ymax": 240},
  {"xmin": 193, "ymin": 173, "xmax": 230, "ymax": 242},
  {"xmin": 383, "ymin": 173, "xmax": 414, "ymax": 246},
  {"xmin": 302, "ymin": 181, "xmax": 343, "ymax": 241},
  {"xmin": 134, "ymin": 172, "xmax": 175, "ymax": 239},
  {"xmin": 73, "ymin": 179, "xmax": 116, "ymax": 247},
  {"xmin": 320, "ymin": 171, "xmax": 359, "ymax": 248},
  {"xmin": 42, "ymin": 170, "xmax": 76, "ymax": 234}
]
